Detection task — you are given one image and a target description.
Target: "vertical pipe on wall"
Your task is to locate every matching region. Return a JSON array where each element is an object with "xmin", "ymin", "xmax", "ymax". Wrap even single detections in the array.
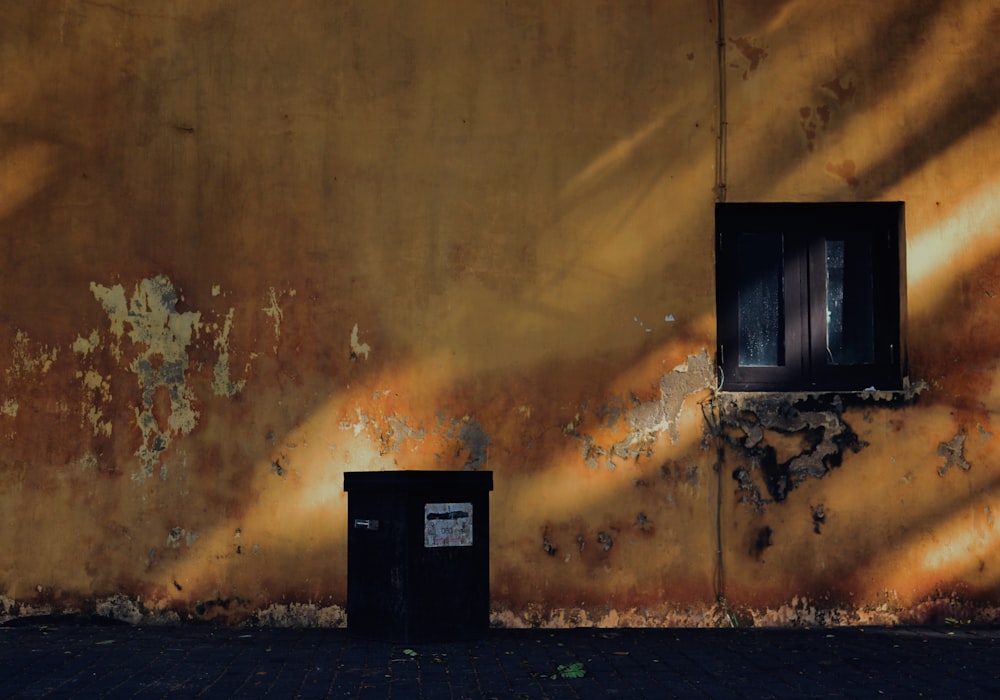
[
  {"xmin": 711, "ymin": 0, "xmax": 733, "ymax": 625},
  {"xmin": 715, "ymin": 0, "xmax": 728, "ymax": 203}
]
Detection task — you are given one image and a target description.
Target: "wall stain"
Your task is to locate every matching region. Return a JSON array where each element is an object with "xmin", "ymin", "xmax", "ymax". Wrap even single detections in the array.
[
  {"xmin": 821, "ymin": 76, "xmax": 857, "ymax": 103},
  {"xmin": 752, "ymin": 525, "xmax": 773, "ymax": 560},
  {"xmin": 729, "ymin": 36, "xmax": 768, "ymax": 80},
  {"xmin": 825, "ymin": 159, "xmax": 860, "ymax": 188},
  {"xmin": 811, "ymin": 503, "xmax": 826, "ymax": 534}
]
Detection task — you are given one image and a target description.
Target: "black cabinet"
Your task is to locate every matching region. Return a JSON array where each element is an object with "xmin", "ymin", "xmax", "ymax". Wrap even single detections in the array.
[{"xmin": 344, "ymin": 470, "xmax": 493, "ymax": 642}]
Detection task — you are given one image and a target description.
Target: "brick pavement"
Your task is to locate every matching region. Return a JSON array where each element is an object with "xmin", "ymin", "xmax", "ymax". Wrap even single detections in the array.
[{"xmin": 0, "ymin": 617, "xmax": 998, "ymax": 698}]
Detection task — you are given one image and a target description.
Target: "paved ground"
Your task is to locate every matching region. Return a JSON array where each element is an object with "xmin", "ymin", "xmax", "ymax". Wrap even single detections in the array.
[{"xmin": 0, "ymin": 617, "xmax": 998, "ymax": 698}]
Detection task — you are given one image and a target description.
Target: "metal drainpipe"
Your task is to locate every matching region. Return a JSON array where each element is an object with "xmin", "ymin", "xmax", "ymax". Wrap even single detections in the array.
[
  {"xmin": 715, "ymin": 0, "xmax": 728, "ymax": 204},
  {"xmin": 712, "ymin": 0, "xmax": 733, "ymax": 624}
]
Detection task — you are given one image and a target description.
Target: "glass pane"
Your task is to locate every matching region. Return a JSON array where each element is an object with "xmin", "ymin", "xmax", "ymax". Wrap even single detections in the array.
[
  {"xmin": 826, "ymin": 237, "xmax": 874, "ymax": 365},
  {"xmin": 737, "ymin": 233, "xmax": 783, "ymax": 366}
]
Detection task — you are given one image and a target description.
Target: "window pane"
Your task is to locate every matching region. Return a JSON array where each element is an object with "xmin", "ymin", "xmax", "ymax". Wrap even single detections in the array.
[
  {"xmin": 826, "ymin": 237, "xmax": 874, "ymax": 365},
  {"xmin": 737, "ymin": 233, "xmax": 784, "ymax": 366}
]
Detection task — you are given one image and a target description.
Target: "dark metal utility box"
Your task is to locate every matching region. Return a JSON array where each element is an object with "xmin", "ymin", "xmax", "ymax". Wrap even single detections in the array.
[{"xmin": 343, "ymin": 470, "xmax": 493, "ymax": 642}]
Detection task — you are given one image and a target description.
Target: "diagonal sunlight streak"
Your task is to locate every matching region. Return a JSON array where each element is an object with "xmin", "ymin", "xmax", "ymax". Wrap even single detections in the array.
[
  {"xmin": 558, "ymin": 108, "xmax": 681, "ymax": 206},
  {"xmin": 161, "ymin": 346, "xmax": 716, "ymax": 612},
  {"xmin": 0, "ymin": 141, "xmax": 61, "ymax": 221},
  {"xmin": 908, "ymin": 182, "xmax": 1000, "ymax": 304}
]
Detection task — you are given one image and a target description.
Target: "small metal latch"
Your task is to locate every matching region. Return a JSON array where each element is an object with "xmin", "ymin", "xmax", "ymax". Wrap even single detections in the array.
[{"xmin": 354, "ymin": 519, "xmax": 379, "ymax": 531}]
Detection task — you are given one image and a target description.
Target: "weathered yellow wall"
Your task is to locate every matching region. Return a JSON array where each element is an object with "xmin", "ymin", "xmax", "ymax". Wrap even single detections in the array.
[{"xmin": 0, "ymin": 0, "xmax": 998, "ymax": 626}]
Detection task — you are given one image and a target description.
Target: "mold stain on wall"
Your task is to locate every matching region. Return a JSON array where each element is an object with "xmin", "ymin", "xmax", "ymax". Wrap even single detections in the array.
[{"xmin": 718, "ymin": 394, "xmax": 868, "ymax": 510}]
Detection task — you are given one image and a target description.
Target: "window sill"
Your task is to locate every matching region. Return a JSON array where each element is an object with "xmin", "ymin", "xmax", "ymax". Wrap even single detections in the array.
[{"xmin": 715, "ymin": 379, "xmax": 927, "ymax": 404}]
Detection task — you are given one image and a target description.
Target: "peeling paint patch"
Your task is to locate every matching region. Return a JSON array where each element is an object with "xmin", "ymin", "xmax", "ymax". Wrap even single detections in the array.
[
  {"xmin": 457, "ymin": 417, "xmax": 491, "ymax": 470},
  {"xmin": 7, "ymin": 330, "xmax": 58, "ymax": 378},
  {"xmin": 72, "ymin": 329, "xmax": 101, "ymax": 358},
  {"xmin": 350, "ymin": 323, "xmax": 371, "ymax": 360},
  {"xmin": 385, "ymin": 414, "xmax": 426, "ymax": 449},
  {"xmin": 340, "ymin": 407, "xmax": 369, "ymax": 436},
  {"xmin": 937, "ymin": 432, "xmax": 971, "ymax": 475},
  {"xmin": 165, "ymin": 526, "xmax": 200, "ymax": 548},
  {"xmin": 1, "ymin": 398, "xmax": 17, "ymax": 417},
  {"xmin": 91, "ymin": 276, "xmax": 201, "ymax": 480},
  {"xmin": 211, "ymin": 308, "xmax": 246, "ymax": 397},
  {"xmin": 581, "ymin": 436, "xmax": 606, "ymax": 469},
  {"xmin": 605, "ymin": 351, "xmax": 715, "ymax": 466},
  {"xmin": 76, "ymin": 370, "xmax": 112, "ymax": 437},
  {"xmin": 262, "ymin": 286, "xmax": 296, "ymax": 353}
]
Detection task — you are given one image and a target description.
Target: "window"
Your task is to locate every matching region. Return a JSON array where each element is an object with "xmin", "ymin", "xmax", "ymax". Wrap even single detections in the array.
[{"xmin": 715, "ymin": 202, "xmax": 906, "ymax": 392}]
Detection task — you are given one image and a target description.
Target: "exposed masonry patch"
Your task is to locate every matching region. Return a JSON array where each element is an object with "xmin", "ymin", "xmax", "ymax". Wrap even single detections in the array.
[
  {"xmin": 574, "ymin": 352, "xmax": 715, "ymax": 470},
  {"xmin": 718, "ymin": 394, "xmax": 865, "ymax": 511},
  {"xmin": 937, "ymin": 432, "xmax": 971, "ymax": 475},
  {"xmin": 253, "ymin": 603, "xmax": 346, "ymax": 628}
]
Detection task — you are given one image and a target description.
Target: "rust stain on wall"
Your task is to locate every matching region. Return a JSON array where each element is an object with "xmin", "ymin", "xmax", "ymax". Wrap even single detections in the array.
[
  {"xmin": 729, "ymin": 36, "xmax": 768, "ymax": 80},
  {"xmin": 822, "ymin": 76, "xmax": 857, "ymax": 103}
]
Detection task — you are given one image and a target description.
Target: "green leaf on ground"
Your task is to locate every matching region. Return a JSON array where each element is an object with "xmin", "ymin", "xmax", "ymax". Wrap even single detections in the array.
[{"xmin": 552, "ymin": 661, "xmax": 586, "ymax": 679}]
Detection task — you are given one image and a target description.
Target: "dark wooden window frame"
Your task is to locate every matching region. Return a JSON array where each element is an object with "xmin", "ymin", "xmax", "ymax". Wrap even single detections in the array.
[{"xmin": 716, "ymin": 202, "xmax": 907, "ymax": 392}]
